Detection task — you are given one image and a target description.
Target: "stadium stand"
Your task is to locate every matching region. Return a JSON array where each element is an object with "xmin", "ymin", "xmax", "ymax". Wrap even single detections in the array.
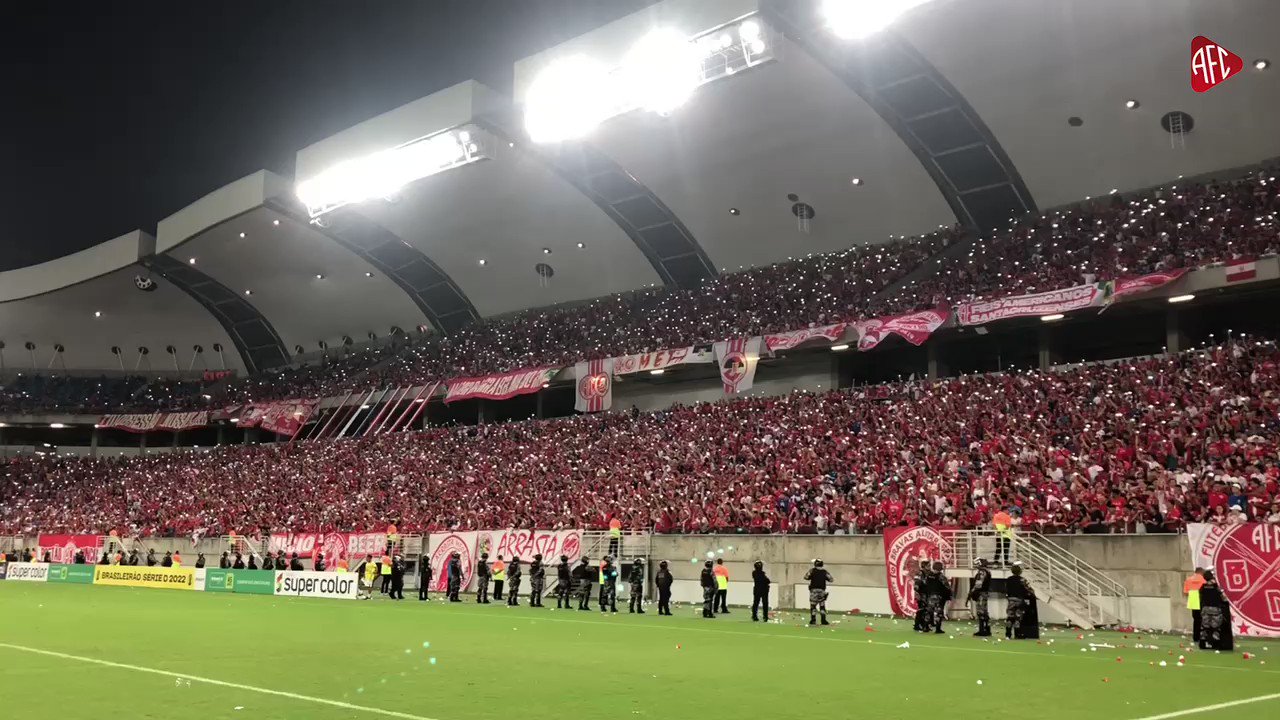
[{"xmin": 2, "ymin": 339, "xmax": 1276, "ymax": 537}]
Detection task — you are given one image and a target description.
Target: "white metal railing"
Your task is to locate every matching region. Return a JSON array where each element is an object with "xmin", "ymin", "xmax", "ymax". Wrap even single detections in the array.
[{"xmin": 943, "ymin": 529, "xmax": 1130, "ymax": 627}]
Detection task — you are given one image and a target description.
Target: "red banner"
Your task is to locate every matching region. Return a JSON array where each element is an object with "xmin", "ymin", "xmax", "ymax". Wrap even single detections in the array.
[
  {"xmin": 202, "ymin": 369, "xmax": 234, "ymax": 383},
  {"xmin": 1112, "ymin": 268, "xmax": 1189, "ymax": 299},
  {"xmin": 228, "ymin": 399, "xmax": 318, "ymax": 437},
  {"xmin": 37, "ymin": 534, "xmax": 104, "ymax": 564},
  {"xmin": 476, "ymin": 529, "xmax": 583, "ymax": 566},
  {"xmin": 1188, "ymin": 523, "xmax": 1280, "ymax": 637},
  {"xmin": 267, "ymin": 532, "xmax": 387, "ymax": 566},
  {"xmin": 957, "ymin": 283, "xmax": 1107, "ymax": 326},
  {"xmin": 444, "ymin": 366, "xmax": 558, "ymax": 403},
  {"xmin": 611, "ymin": 347, "xmax": 709, "ymax": 376},
  {"xmin": 574, "ymin": 358, "xmax": 613, "ymax": 413},
  {"xmin": 97, "ymin": 412, "xmax": 209, "ymax": 433},
  {"xmin": 855, "ymin": 308, "xmax": 950, "ymax": 351},
  {"xmin": 764, "ymin": 323, "xmax": 848, "ymax": 354},
  {"xmin": 883, "ymin": 527, "xmax": 952, "ymax": 617}
]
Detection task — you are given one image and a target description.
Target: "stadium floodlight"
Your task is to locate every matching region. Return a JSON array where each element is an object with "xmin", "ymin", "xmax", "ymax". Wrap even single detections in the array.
[
  {"xmin": 297, "ymin": 127, "xmax": 489, "ymax": 219},
  {"xmin": 1168, "ymin": 294, "xmax": 1196, "ymax": 304},
  {"xmin": 524, "ymin": 55, "xmax": 616, "ymax": 144},
  {"xmin": 621, "ymin": 28, "xmax": 701, "ymax": 115},
  {"xmin": 1040, "ymin": 314, "xmax": 1065, "ymax": 322},
  {"xmin": 823, "ymin": 0, "xmax": 929, "ymax": 40}
]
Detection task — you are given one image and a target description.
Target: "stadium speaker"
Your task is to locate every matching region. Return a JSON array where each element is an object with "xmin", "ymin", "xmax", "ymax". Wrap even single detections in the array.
[
  {"xmin": 138, "ymin": 346, "xmax": 150, "ymax": 355},
  {"xmin": 134, "ymin": 275, "xmax": 157, "ymax": 292},
  {"xmin": 53, "ymin": 344, "xmax": 65, "ymax": 353},
  {"xmin": 367, "ymin": 331, "xmax": 377, "ymax": 341},
  {"xmin": 165, "ymin": 345, "xmax": 176, "ymax": 355},
  {"xmin": 318, "ymin": 340, "xmax": 328, "ymax": 350},
  {"xmin": 24, "ymin": 341, "xmax": 35, "ymax": 350},
  {"xmin": 110, "ymin": 346, "xmax": 121, "ymax": 355},
  {"xmin": 212, "ymin": 343, "xmax": 223, "ymax": 353},
  {"xmin": 193, "ymin": 345, "xmax": 203, "ymax": 354},
  {"xmin": 0, "ymin": 340, "xmax": 5, "ymax": 350},
  {"xmin": 295, "ymin": 345, "xmax": 305, "ymax": 355},
  {"xmin": 342, "ymin": 336, "xmax": 353, "ymax": 347}
]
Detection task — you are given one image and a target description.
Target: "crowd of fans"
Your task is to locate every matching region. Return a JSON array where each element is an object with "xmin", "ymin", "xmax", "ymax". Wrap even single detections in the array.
[
  {"xmin": 0, "ymin": 374, "xmax": 206, "ymax": 415},
  {"xmin": 3, "ymin": 340, "xmax": 1277, "ymax": 537},
  {"xmin": 4, "ymin": 170, "xmax": 1278, "ymax": 413}
]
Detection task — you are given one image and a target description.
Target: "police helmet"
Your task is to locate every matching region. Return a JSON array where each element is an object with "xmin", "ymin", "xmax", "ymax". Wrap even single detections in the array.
[
  {"xmin": 753, "ymin": 560, "xmax": 764, "ymax": 569},
  {"xmin": 534, "ymin": 553, "xmax": 542, "ymax": 561},
  {"xmin": 704, "ymin": 560, "xmax": 714, "ymax": 568},
  {"xmin": 559, "ymin": 555, "xmax": 569, "ymax": 562},
  {"xmin": 813, "ymin": 558, "xmax": 824, "ymax": 568}
]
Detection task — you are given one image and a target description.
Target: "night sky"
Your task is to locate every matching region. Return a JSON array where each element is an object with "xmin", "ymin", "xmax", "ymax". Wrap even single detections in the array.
[{"xmin": 0, "ymin": 0, "xmax": 651, "ymax": 271}]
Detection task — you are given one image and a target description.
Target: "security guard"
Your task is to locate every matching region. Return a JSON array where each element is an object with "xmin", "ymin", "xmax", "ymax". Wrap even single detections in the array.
[
  {"xmin": 476, "ymin": 552, "xmax": 492, "ymax": 604},
  {"xmin": 555, "ymin": 555, "xmax": 572, "ymax": 609},
  {"xmin": 921, "ymin": 561, "xmax": 951, "ymax": 634},
  {"xmin": 574, "ymin": 557, "xmax": 593, "ymax": 611},
  {"xmin": 418, "ymin": 554, "xmax": 432, "ymax": 601},
  {"xmin": 713, "ymin": 558, "xmax": 730, "ymax": 614},
  {"xmin": 912, "ymin": 559, "xmax": 929, "ymax": 631},
  {"xmin": 1184, "ymin": 567, "xmax": 1206, "ymax": 642},
  {"xmin": 507, "ymin": 556, "xmax": 522, "ymax": 606},
  {"xmin": 529, "ymin": 554, "xmax": 546, "ymax": 607},
  {"xmin": 389, "ymin": 553, "xmax": 406, "ymax": 600},
  {"xmin": 655, "ymin": 560, "xmax": 673, "ymax": 616},
  {"xmin": 1004, "ymin": 563, "xmax": 1035, "ymax": 639},
  {"xmin": 599, "ymin": 556, "xmax": 618, "ymax": 613},
  {"xmin": 492, "ymin": 555, "xmax": 507, "ymax": 601},
  {"xmin": 379, "ymin": 555, "xmax": 392, "ymax": 594},
  {"xmin": 699, "ymin": 560, "xmax": 717, "ymax": 618},
  {"xmin": 627, "ymin": 558, "xmax": 645, "ymax": 614},
  {"xmin": 969, "ymin": 558, "xmax": 992, "ymax": 636},
  {"xmin": 804, "ymin": 559, "xmax": 833, "ymax": 626},
  {"xmin": 751, "ymin": 560, "xmax": 771, "ymax": 622},
  {"xmin": 447, "ymin": 551, "xmax": 463, "ymax": 602},
  {"xmin": 992, "ymin": 508, "xmax": 1014, "ymax": 566},
  {"xmin": 608, "ymin": 517, "xmax": 623, "ymax": 557}
]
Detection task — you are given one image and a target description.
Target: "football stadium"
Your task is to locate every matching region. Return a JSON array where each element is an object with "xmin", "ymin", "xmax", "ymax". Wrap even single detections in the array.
[{"xmin": 2, "ymin": 1, "xmax": 1280, "ymax": 718}]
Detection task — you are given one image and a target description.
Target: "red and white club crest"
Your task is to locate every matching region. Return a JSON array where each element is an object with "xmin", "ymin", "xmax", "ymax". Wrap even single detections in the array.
[
  {"xmin": 1191, "ymin": 35, "xmax": 1243, "ymax": 93},
  {"xmin": 886, "ymin": 527, "xmax": 948, "ymax": 616},
  {"xmin": 561, "ymin": 532, "xmax": 581, "ymax": 563},
  {"xmin": 578, "ymin": 373, "xmax": 610, "ymax": 399},
  {"xmin": 721, "ymin": 352, "xmax": 747, "ymax": 383},
  {"xmin": 1206, "ymin": 524, "xmax": 1280, "ymax": 636},
  {"xmin": 429, "ymin": 534, "xmax": 474, "ymax": 592}
]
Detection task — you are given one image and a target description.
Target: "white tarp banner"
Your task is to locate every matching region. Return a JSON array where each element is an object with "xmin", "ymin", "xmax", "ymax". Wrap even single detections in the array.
[{"xmin": 426, "ymin": 529, "xmax": 584, "ymax": 593}]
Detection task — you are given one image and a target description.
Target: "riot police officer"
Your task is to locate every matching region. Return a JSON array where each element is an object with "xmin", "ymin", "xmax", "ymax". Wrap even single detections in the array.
[
  {"xmin": 627, "ymin": 558, "xmax": 645, "ymax": 614},
  {"xmin": 968, "ymin": 558, "xmax": 992, "ymax": 636},
  {"xmin": 529, "ymin": 554, "xmax": 546, "ymax": 607},
  {"xmin": 804, "ymin": 559, "xmax": 833, "ymax": 626}
]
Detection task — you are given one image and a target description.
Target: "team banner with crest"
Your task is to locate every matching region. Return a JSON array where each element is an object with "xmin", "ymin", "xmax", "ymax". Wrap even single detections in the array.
[
  {"xmin": 883, "ymin": 527, "xmax": 953, "ymax": 617},
  {"xmin": 611, "ymin": 347, "xmax": 711, "ymax": 376},
  {"xmin": 714, "ymin": 336, "xmax": 763, "ymax": 395},
  {"xmin": 574, "ymin": 358, "xmax": 614, "ymax": 413},
  {"xmin": 267, "ymin": 532, "xmax": 389, "ymax": 567},
  {"xmin": 229, "ymin": 399, "xmax": 318, "ymax": 437},
  {"xmin": 96, "ymin": 411, "xmax": 210, "ymax": 433},
  {"xmin": 956, "ymin": 283, "xmax": 1109, "ymax": 326},
  {"xmin": 763, "ymin": 323, "xmax": 848, "ymax": 354},
  {"xmin": 426, "ymin": 529, "xmax": 584, "ymax": 593},
  {"xmin": 444, "ymin": 367, "xmax": 558, "ymax": 403},
  {"xmin": 1187, "ymin": 523, "xmax": 1280, "ymax": 637},
  {"xmin": 855, "ymin": 308, "xmax": 951, "ymax": 351}
]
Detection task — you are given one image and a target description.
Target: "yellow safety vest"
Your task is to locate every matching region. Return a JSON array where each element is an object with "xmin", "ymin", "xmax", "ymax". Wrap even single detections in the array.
[
  {"xmin": 1187, "ymin": 589, "xmax": 1201, "ymax": 610},
  {"xmin": 364, "ymin": 564, "xmax": 378, "ymax": 582}
]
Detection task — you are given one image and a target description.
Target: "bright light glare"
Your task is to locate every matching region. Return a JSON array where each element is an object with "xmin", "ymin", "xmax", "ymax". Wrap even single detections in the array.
[
  {"xmin": 525, "ymin": 55, "xmax": 615, "ymax": 143},
  {"xmin": 621, "ymin": 28, "xmax": 701, "ymax": 115},
  {"xmin": 297, "ymin": 131, "xmax": 468, "ymax": 211},
  {"xmin": 824, "ymin": 0, "xmax": 928, "ymax": 40},
  {"xmin": 1040, "ymin": 314, "xmax": 1065, "ymax": 322},
  {"xmin": 1168, "ymin": 294, "xmax": 1196, "ymax": 304}
]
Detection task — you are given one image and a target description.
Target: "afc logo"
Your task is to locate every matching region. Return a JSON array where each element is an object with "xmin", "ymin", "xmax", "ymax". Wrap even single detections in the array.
[
  {"xmin": 578, "ymin": 373, "xmax": 610, "ymax": 399},
  {"xmin": 1191, "ymin": 36, "xmax": 1243, "ymax": 93}
]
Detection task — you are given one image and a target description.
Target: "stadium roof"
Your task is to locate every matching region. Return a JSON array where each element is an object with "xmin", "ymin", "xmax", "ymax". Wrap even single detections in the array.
[{"xmin": 3, "ymin": 0, "xmax": 1278, "ymax": 373}]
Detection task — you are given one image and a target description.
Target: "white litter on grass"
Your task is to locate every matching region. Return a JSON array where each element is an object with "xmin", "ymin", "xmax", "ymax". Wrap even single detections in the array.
[
  {"xmin": 1088, "ymin": 643, "xmax": 1116, "ymax": 649},
  {"xmin": 896, "ymin": 641, "xmax": 910, "ymax": 649},
  {"xmin": 1159, "ymin": 661, "xmax": 1167, "ymax": 667},
  {"xmin": 234, "ymin": 707, "xmax": 244, "ymax": 711},
  {"xmin": 976, "ymin": 680, "xmax": 983, "ymax": 685}
]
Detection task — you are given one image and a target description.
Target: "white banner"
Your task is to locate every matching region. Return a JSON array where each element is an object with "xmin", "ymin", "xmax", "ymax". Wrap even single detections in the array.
[
  {"xmin": 273, "ymin": 570, "xmax": 360, "ymax": 600},
  {"xmin": 957, "ymin": 283, "xmax": 1107, "ymax": 325},
  {"xmin": 426, "ymin": 529, "xmax": 585, "ymax": 593},
  {"xmin": 574, "ymin": 358, "xmax": 614, "ymax": 413},
  {"xmin": 427, "ymin": 531, "xmax": 478, "ymax": 593},
  {"xmin": 611, "ymin": 347, "xmax": 710, "ymax": 376},
  {"xmin": 5, "ymin": 562, "xmax": 49, "ymax": 582},
  {"xmin": 713, "ymin": 336, "xmax": 763, "ymax": 395}
]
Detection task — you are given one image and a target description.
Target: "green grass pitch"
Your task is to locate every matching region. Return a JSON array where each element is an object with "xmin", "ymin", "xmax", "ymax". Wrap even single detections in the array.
[{"xmin": 1, "ymin": 582, "xmax": 1277, "ymax": 720}]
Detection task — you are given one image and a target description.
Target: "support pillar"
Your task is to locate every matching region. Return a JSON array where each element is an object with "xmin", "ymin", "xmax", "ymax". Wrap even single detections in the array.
[
  {"xmin": 90, "ymin": 426, "xmax": 100, "ymax": 457},
  {"xmin": 216, "ymin": 423, "xmax": 225, "ymax": 446},
  {"xmin": 1037, "ymin": 326, "xmax": 1059, "ymax": 370},
  {"xmin": 926, "ymin": 342, "xmax": 947, "ymax": 379},
  {"xmin": 1165, "ymin": 308, "xmax": 1187, "ymax": 354},
  {"xmin": 536, "ymin": 390, "xmax": 545, "ymax": 419}
]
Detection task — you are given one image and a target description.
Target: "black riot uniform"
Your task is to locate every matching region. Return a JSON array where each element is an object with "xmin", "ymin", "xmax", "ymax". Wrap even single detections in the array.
[
  {"xmin": 912, "ymin": 560, "xmax": 930, "ymax": 631},
  {"xmin": 389, "ymin": 554, "xmax": 406, "ymax": 600},
  {"xmin": 699, "ymin": 561, "xmax": 717, "ymax": 618},
  {"xmin": 506, "ymin": 556, "xmax": 522, "ymax": 606},
  {"xmin": 475, "ymin": 553, "xmax": 491, "ymax": 604},
  {"xmin": 804, "ymin": 559, "xmax": 834, "ymax": 626},
  {"xmin": 529, "ymin": 554, "xmax": 546, "ymax": 607},
  {"xmin": 968, "ymin": 559, "xmax": 992, "ymax": 636},
  {"xmin": 276, "ymin": 553, "xmax": 288, "ymax": 571},
  {"xmin": 751, "ymin": 561, "xmax": 771, "ymax": 622},
  {"xmin": 1004, "ymin": 564, "xmax": 1035, "ymax": 639},
  {"xmin": 573, "ymin": 557, "xmax": 593, "ymax": 610},
  {"xmin": 921, "ymin": 561, "xmax": 952, "ymax": 633},
  {"xmin": 655, "ymin": 561, "xmax": 673, "ymax": 616},
  {"xmin": 555, "ymin": 555, "xmax": 572, "ymax": 609},
  {"xmin": 599, "ymin": 557, "xmax": 618, "ymax": 613},
  {"xmin": 447, "ymin": 551, "xmax": 463, "ymax": 602},
  {"xmin": 627, "ymin": 558, "xmax": 645, "ymax": 614},
  {"xmin": 418, "ymin": 555, "xmax": 432, "ymax": 601}
]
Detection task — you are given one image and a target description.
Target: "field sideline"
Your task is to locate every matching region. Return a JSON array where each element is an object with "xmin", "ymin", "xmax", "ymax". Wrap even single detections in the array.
[{"xmin": 1, "ymin": 583, "xmax": 1277, "ymax": 720}]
